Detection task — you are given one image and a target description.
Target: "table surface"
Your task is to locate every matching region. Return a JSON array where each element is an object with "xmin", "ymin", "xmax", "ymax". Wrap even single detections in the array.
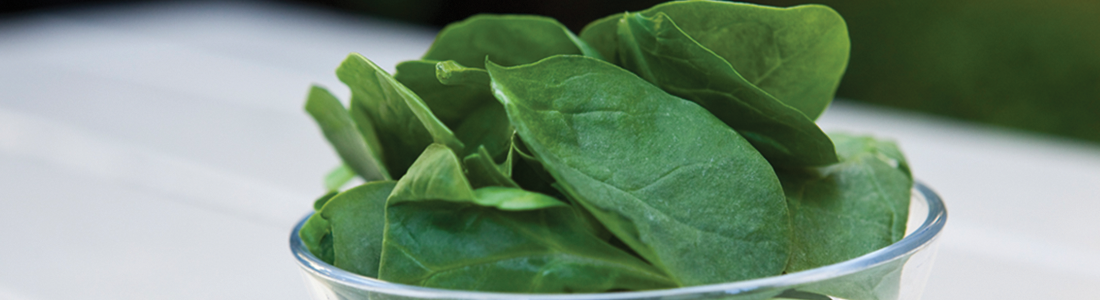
[{"xmin": 1, "ymin": 2, "xmax": 1097, "ymax": 299}]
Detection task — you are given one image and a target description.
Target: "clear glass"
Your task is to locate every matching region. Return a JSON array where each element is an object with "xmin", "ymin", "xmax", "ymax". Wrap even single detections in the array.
[{"xmin": 290, "ymin": 182, "xmax": 946, "ymax": 300}]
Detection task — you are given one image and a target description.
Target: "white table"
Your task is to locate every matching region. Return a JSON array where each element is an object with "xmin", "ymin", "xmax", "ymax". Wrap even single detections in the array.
[{"xmin": 1, "ymin": 2, "xmax": 1097, "ymax": 299}]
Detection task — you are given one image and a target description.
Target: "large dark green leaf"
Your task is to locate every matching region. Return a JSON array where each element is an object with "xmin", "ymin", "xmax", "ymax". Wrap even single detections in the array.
[
  {"xmin": 617, "ymin": 12, "xmax": 836, "ymax": 167},
  {"xmin": 487, "ymin": 55, "xmax": 791, "ymax": 286},
  {"xmin": 421, "ymin": 15, "xmax": 592, "ymax": 68},
  {"xmin": 583, "ymin": 1, "xmax": 849, "ymax": 120},
  {"xmin": 379, "ymin": 144, "xmax": 674, "ymax": 292},
  {"xmin": 304, "ymin": 85, "xmax": 390, "ymax": 181},
  {"xmin": 317, "ymin": 181, "xmax": 398, "ymax": 278},
  {"xmin": 779, "ymin": 132, "xmax": 912, "ymax": 273},
  {"xmin": 640, "ymin": 1, "xmax": 849, "ymax": 119},
  {"xmin": 336, "ymin": 54, "xmax": 463, "ymax": 179}
]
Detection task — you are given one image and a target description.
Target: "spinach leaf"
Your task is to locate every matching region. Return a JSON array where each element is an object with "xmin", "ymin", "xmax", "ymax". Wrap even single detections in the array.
[
  {"xmin": 452, "ymin": 99, "xmax": 513, "ymax": 159},
  {"xmin": 317, "ymin": 181, "xmax": 398, "ymax": 278},
  {"xmin": 487, "ymin": 55, "xmax": 792, "ymax": 285},
  {"xmin": 617, "ymin": 12, "xmax": 837, "ymax": 167},
  {"xmin": 421, "ymin": 15, "xmax": 593, "ymax": 68},
  {"xmin": 578, "ymin": 13, "xmax": 625, "ymax": 65},
  {"xmin": 509, "ymin": 133, "xmax": 557, "ymax": 193},
  {"xmin": 299, "ymin": 211, "xmax": 333, "ymax": 264},
  {"xmin": 304, "ymin": 85, "xmax": 390, "ymax": 181},
  {"xmin": 510, "ymin": 132, "xmax": 611, "ymax": 242},
  {"xmin": 434, "ymin": 60, "xmax": 490, "ymax": 86},
  {"xmin": 471, "ymin": 186, "xmax": 568, "ymax": 211},
  {"xmin": 463, "ymin": 145, "xmax": 519, "ymax": 189},
  {"xmin": 792, "ymin": 258, "xmax": 907, "ymax": 300},
  {"xmin": 583, "ymin": 1, "xmax": 849, "ymax": 119},
  {"xmin": 394, "ymin": 60, "xmax": 490, "ymax": 127},
  {"xmin": 347, "ymin": 100, "xmax": 386, "ymax": 167},
  {"xmin": 779, "ymin": 132, "xmax": 912, "ymax": 273},
  {"xmin": 640, "ymin": 1, "xmax": 849, "ymax": 120},
  {"xmin": 323, "ymin": 164, "xmax": 355, "ymax": 192},
  {"xmin": 379, "ymin": 144, "xmax": 674, "ymax": 292},
  {"xmin": 312, "ymin": 191, "xmax": 338, "ymax": 212},
  {"xmin": 336, "ymin": 54, "xmax": 464, "ymax": 179},
  {"xmin": 395, "ymin": 60, "xmax": 513, "ymax": 159}
]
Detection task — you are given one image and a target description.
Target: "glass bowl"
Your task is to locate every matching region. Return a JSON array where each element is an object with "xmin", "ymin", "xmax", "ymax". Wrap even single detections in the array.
[{"xmin": 290, "ymin": 181, "xmax": 946, "ymax": 300}]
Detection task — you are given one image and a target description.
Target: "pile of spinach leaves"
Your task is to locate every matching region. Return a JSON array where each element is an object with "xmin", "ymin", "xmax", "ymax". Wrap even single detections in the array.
[{"xmin": 300, "ymin": 1, "xmax": 913, "ymax": 298}]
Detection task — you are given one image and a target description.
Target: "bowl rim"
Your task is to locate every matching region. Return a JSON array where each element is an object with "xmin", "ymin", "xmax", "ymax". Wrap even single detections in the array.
[{"xmin": 289, "ymin": 181, "xmax": 946, "ymax": 299}]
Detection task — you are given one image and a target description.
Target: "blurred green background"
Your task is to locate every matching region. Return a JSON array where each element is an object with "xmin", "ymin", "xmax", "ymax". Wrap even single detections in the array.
[{"xmin": 310, "ymin": 0, "xmax": 1100, "ymax": 143}]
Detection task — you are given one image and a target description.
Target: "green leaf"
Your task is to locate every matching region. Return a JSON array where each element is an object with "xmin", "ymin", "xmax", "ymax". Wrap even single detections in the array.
[
  {"xmin": 472, "ymin": 186, "xmax": 568, "ymax": 211},
  {"xmin": 387, "ymin": 144, "xmax": 477, "ymax": 205},
  {"xmin": 421, "ymin": 14, "xmax": 588, "ymax": 68},
  {"xmin": 780, "ymin": 132, "xmax": 913, "ymax": 273},
  {"xmin": 393, "ymin": 60, "xmax": 492, "ymax": 127},
  {"xmin": 304, "ymin": 85, "xmax": 390, "ymax": 181},
  {"xmin": 316, "ymin": 181, "xmax": 397, "ymax": 278},
  {"xmin": 389, "ymin": 143, "xmax": 562, "ymax": 211},
  {"xmin": 336, "ymin": 54, "xmax": 464, "ymax": 179},
  {"xmin": 792, "ymin": 257, "xmax": 907, "ymax": 300},
  {"xmin": 617, "ymin": 12, "xmax": 837, "ymax": 167},
  {"xmin": 323, "ymin": 164, "xmax": 356, "ymax": 192},
  {"xmin": 579, "ymin": 12, "xmax": 625, "ymax": 65},
  {"xmin": 347, "ymin": 100, "xmax": 386, "ymax": 166},
  {"xmin": 434, "ymin": 60, "xmax": 491, "ymax": 86},
  {"xmin": 312, "ymin": 191, "xmax": 339, "ymax": 212},
  {"xmin": 487, "ymin": 55, "xmax": 792, "ymax": 286},
  {"xmin": 427, "ymin": 61, "xmax": 514, "ymax": 159},
  {"xmin": 633, "ymin": 1, "xmax": 850, "ymax": 119},
  {"xmin": 452, "ymin": 98, "xmax": 514, "ymax": 158},
  {"xmin": 509, "ymin": 133, "xmax": 557, "ymax": 194},
  {"xmin": 395, "ymin": 60, "xmax": 513, "ymax": 159},
  {"xmin": 299, "ymin": 210, "xmax": 333, "ymax": 264},
  {"xmin": 463, "ymin": 145, "xmax": 519, "ymax": 189},
  {"xmin": 380, "ymin": 144, "xmax": 675, "ymax": 292}
]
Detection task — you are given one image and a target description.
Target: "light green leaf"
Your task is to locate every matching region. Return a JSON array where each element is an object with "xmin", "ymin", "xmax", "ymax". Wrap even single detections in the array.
[
  {"xmin": 336, "ymin": 54, "xmax": 463, "ymax": 178},
  {"xmin": 304, "ymin": 85, "xmax": 390, "ymax": 181},
  {"xmin": 487, "ymin": 55, "xmax": 791, "ymax": 286},
  {"xmin": 323, "ymin": 164, "xmax": 356, "ymax": 192},
  {"xmin": 617, "ymin": 12, "xmax": 836, "ymax": 167},
  {"xmin": 387, "ymin": 144, "xmax": 477, "ymax": 205},
  {"xmin": 472, "ymin": 186, "xmax": 567, "ymax": 211},
  {"xmin": 434, "ymin": 60, "xmax": 491, "ymax": 86}
]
